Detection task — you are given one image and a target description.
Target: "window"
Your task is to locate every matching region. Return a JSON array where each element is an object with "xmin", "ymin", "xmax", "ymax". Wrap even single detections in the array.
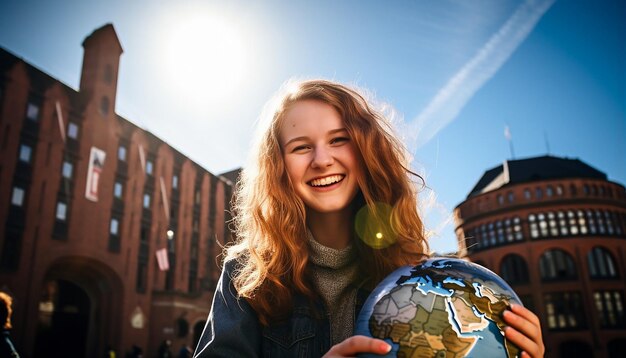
[
  {"xmin": 568, "ymin": 210, "xmax": 579, "ymax": 235},
  {"xmin": 586, "ymin": 210, "xmax": 597, "ymax": 234},
  {"xmin": 558, "ymin": 211, "xmax": 569, "ymax": 236},
  {"xmin": 594, "ymin": 291, "xmax": 625, "ymax": 328},
  {"xmin": 597, "ymin": 210, "xmax": 606, "ymax": 234},
  {"xmin": 26, "ymin": 102, "xmax": 39, "ymax": 120},
  {"xmin": 524, "ymin": 189, "xmax": 531, "ymax": 200},
  {"xmin": 195, "ymin": 190, "xmax": 201, "ymax": 205},
  {"xmin": 504, "ymin": 219, "xmax": 514, "ymax": 242},
  {"xmin": 104, "ymin": 64, "xmax": 113, "ymax": 84},
  {"xmin": 497, "ymin": 194, "xmax": 504, "ymax": 205},
  {"xmin": 114, "ymin": 182, "xmax": 123, "ymax": 199},
  {"xmin": 556, "ymin": 185, "xmax": 563, "ymax": 196},
  {"xmin": 11, "ymin": 187, "xmax": 25, "ymax": 206},
  {"xmin": 528, "ymin": 214, "xmax": 539, "ymax": 239},
  {"xmin": 605, "ymin": 211, "xmax": 614, "ymax": 235},
  {"xmin": 535, "ymin": 187, "xmax": 543, "ymax": 200},
  {"xmin": 500, "ymin": 254, "xmax": 529, "ymax": 284},
  {"xmin": 19, "ymin": 144, "xmax": 32, "ymax": 163},
  {"xmin": 544, "ymin": 292, "xmax": 586, "ymax": 330},
  {"xmin": 62, "ymin": 161, "xmax": 73, "ymax": 180},
  {"xmin": 56, "ymin": 202, "xmax": 67, "ymax": 221},
  {"xmin": 118, "ymin": 145, "xmax": 127, "ymax": 161},
  {"xmin": 110, "ymin": 218, "xmax": 119, "ymax": 236},
  {"xmin": 546, "ymin": 186, "xmax": 553, "ymax": 197},
  {"xmin": 538, "ymin": 213, "xmax": 548, "ymax": 237},
  {"xmin": 488, "ymin": 223, "xmax": 496, "ymax": 246},
  {"xmin": 67, "ymin": 122, "xmax": 79, "ymax": 139},
  {"xmin": 172, "ymin": 175, "xmax": 178, "ymax": 189},
  {"xmin": 577, "ymin": 211, "xmax": 588, "ymax": 234},
  {"xmin": 143, "ymin": 193, "xmax": 151, "ymax": 209},
  {"xmin": 507, "ymin": 191, "xmax": 515, "ymax": 203},
  {"xmin": 496, "ymin": 221, "xmax": 505, "ymax": 244},
  {"xmin": 540, "ymin": 249, "xmax": 577, "ymax": 281},
  {"xmin": 100, "ymin": 96, "xmax": 109, "ymax": 115},
  {"xmin": 146, "ymin": 160, "xmax": 153, "ymax": 175},
  {"xmin": 548, "ymin": 212, "xmax": 558, "ymax": 236},
  {"xmin": 513, "ymin": 217, "xmax": 523, "ymax": 240},
  {"xmin": 588, "ymin": 247, "xmax": 618, "ymax": 279}
]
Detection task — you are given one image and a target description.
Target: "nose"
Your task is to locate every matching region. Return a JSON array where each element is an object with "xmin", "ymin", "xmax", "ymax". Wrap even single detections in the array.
[{"xmin": 311, "ymin": 147, "xmax": 334, "ymax": 168}]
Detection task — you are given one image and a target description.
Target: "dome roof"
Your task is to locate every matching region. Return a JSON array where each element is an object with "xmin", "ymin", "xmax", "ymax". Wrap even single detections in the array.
[{"xmin": 467, "ymin": 155, "xmax": 606, "ymax": 198}]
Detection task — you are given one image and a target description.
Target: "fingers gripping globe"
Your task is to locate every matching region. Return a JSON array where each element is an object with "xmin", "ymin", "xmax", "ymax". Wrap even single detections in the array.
[{"xmin": 355, "ymin": 258, "xmax": 522, "ymax": 358}]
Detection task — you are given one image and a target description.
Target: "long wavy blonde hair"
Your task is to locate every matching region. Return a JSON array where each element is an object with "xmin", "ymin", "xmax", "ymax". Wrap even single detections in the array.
[{"xmin": 226, "ymin": 79, "xmax": 428, "ymax": 325}]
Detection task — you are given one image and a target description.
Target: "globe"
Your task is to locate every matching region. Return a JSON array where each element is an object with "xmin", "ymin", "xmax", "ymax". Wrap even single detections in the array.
[{"xmin": 354, "ymin": 257, "xmax": 522, "ymax": 358}]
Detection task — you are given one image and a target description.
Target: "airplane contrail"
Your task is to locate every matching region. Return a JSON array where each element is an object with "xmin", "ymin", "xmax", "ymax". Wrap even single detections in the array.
[{"xmin": 408, "ymin": 0, "xmax": 556, "ymax": 149}]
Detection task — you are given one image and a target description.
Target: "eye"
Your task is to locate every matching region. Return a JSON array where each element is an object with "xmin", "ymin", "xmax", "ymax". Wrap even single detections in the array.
[
  {"xmin": 292, "ymin": 144, "xmax": 311, "ymax": 153},
  {"xmin": 330, "ymin": 136, "xmax": 350, "ymax": 145}
]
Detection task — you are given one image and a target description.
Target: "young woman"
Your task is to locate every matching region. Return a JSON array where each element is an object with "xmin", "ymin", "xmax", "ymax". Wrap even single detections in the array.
[{"xmin": 194, "ymin": 80, "xmax": 544, "ymax": 357}]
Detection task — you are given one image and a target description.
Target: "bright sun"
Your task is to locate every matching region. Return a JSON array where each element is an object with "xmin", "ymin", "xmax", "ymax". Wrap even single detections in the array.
[{"xmin": 163, "ymin": 12, "xmax": 247, "ymax": 105}]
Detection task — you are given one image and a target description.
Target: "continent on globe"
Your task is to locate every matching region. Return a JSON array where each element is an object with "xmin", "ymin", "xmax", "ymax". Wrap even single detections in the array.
[{"xmin": 356, "ymin": 258, "xmax": 523, "ymax": 358}]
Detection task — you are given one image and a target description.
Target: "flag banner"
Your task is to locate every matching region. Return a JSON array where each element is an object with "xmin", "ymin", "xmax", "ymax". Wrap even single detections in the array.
[
  {"xmin": 156, "ymin": 248, "xmax": 169, "ymax": 271},
  {"xmin": 55, "ymin": 101, "xmax": 66, "ymax": 142},
  {"xmin": 160, "ymin": 176, "xmax": 170, "ymax": 221},
  {"xmin": 85, "ymin": 147, "xmax": 106, "ymax": 202},
  {"xmin": 138, "ymin": 144, "xmax": 146, "ymax": 173}
]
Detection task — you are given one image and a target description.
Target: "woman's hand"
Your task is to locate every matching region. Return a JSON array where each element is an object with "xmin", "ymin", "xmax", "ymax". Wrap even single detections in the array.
[
  {"xmin": 323, "ymin": 335, "xmax": 391, "ymax": 357},
  {"xmin": 503, "ymin": 303, "xmax": 545, "ymax": 358}
]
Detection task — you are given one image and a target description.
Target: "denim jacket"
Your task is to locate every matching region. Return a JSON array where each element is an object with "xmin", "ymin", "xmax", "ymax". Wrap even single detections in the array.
[{"xmin": 193, "ymin": 260, "xmax": 369, "ymax": 357}]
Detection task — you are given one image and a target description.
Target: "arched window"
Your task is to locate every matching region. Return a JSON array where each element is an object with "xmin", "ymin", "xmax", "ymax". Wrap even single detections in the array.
[
  {"xmin": 540, "ymin": 249, "xmax": 577, "ymax": 281},
  {"xmin": 500, "ymin": 254, "xmax": 529, "ymax": 285},
  {"xmin": 588, "ymin": 247, "xmax": 618, "ymax": 279}
]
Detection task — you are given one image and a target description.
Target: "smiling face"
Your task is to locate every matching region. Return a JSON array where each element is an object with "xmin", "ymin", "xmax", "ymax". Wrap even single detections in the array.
[{"xmin": 280, "ymin": 100, "xmax": 361, "ymax": 216}]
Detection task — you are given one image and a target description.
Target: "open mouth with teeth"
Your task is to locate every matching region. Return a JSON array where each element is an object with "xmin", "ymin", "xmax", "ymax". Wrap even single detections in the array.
[{"xmin": 308, "ymin": 174, "xmax": 345, "ymax": 187}]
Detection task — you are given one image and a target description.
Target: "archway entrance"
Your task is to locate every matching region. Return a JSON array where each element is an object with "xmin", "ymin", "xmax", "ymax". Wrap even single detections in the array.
[
  {"xmin": 34, "ymin": 279, "xmax": 90, "ymax": 357},
  {"xmin": 29, "ymin": 257, "xmax": 124, "ymax": 358}
]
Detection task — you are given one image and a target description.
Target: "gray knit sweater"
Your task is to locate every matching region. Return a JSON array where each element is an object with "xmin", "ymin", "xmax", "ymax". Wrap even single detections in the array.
[{"xmin": 307, "ymin": 232, "xmax": 360, "ymax": 345}]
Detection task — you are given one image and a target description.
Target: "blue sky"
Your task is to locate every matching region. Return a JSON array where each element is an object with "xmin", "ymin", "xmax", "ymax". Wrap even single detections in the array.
[{"xmin": 1, "ymin": 0, "xmax": 624, "ymax": 253}]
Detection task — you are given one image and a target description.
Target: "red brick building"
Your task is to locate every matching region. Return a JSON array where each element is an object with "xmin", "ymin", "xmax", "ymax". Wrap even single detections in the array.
[
  {"xmin": 0, "ymin": 24, "xmax": 234, "ymax": 357},
  {"xmin": 454, "ymin": 156, "xmax": 626, "ymax": 358}
]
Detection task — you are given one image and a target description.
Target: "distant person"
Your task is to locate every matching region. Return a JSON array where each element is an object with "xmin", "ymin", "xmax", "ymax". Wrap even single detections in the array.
[
  {"xmin": 157, "ymin": 339, "xmax": 173, "ymax": 358},
  {"xmin": 0, "ymin": 292, "xmax": 20, "ymax": 358},
  {"xmin": 177, "ymin": 344, "xmax": 192, "ymax": 358},
  {"xmin": 125, "ymin": 345, "xmax": 142, "ymax": 358}
]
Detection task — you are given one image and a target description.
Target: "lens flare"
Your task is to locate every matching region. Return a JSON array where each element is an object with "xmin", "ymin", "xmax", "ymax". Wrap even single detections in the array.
[{"xmin": 355, "ymin": 202, "xmax": 397, "ymax": 249}]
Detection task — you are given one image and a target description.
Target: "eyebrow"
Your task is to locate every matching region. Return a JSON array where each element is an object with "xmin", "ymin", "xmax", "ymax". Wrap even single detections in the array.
[{"xmin": 283, "ymin": 128, "xmax": 349, "ymax": 147}]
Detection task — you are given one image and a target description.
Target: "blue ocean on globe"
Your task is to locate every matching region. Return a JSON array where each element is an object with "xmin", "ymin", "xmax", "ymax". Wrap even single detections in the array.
[{"xmin": 354, "ymin": 257, "xmax": 522, "ymax": 358}]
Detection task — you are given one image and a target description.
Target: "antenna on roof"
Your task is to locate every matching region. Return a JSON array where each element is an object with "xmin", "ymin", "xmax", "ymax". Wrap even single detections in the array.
[
  {"xmin": 544, "ymin": 130, "xmax": 551, "ymax": 155},
  {"xmin": 504, "ymin": 125, "xmax": 515, "ymax": 159}
]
